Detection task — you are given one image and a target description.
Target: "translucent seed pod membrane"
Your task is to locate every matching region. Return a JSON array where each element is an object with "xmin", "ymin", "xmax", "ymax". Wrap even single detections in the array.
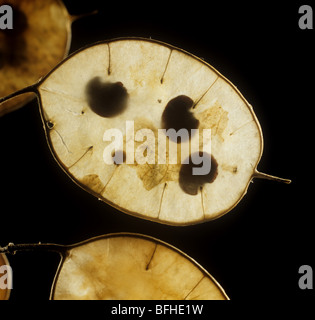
[
  {"xmin": 0, "ymin": 38, "xmax": 291, "ymax": 225},
  {"xmin": 0, "ymin": 0, "xmax": 72, "ymax": 116},
  {"xmin": 0, "ymin": 234, "xmax": 229, "ymax": 300},
  {"xmin": 52, "ymin": 234, "xmax": 228, "ymax": 300}
]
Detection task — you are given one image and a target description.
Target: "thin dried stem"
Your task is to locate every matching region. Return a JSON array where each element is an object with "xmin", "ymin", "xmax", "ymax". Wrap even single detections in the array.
[
  {"xmin": 0, "ymin": 242, "xmax": 67, "ymax": 256},
  {"xmin": 253, "ymin": 170, "xmax": 291, "ymax": 184},
  {"xmin": 0, "ymin": 85, "xmax": 39, "ymax": 105},
  {"xmin": 68, "ymin": 10, "xmax": 98, "ymax": 24}
]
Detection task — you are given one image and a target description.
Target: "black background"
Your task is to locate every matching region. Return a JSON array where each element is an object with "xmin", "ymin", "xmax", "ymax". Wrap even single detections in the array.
[{"xmin": 0, "ymin": 0, "xmax": 314, "ymax": 314}]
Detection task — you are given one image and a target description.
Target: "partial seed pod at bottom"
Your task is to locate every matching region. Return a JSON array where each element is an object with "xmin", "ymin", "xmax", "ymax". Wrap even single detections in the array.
[{"xmin": 0, "ymin": 234, "xmax": 228, "ymax": 300}]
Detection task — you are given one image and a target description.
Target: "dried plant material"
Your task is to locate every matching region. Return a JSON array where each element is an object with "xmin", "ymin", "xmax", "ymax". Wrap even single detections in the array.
[
  {"xmin": 0, "ymin": 0, "xmax": 71, "ymax": 116},
  {"xmin": 0, "ymin": 253, "xmax": 11, "ymax": 300},
  {"xmin": 0, "ymin": 38, "xmax": 291, "ymax": 225},
  {"xmin": 51, "ymin": 234, "xmax": 228, "ymax": 300},
  {"xmin": 0, "ymin": 234, "xmax": 228, "ymax": 300}
]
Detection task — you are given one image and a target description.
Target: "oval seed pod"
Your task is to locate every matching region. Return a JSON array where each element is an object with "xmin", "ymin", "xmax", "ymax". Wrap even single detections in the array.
[
  {"xmin": 0, "ymin": 234, "xmax": 228, "ymax": 300},
  {"xmin": 51, "ymin": 234, "xmax": 228, "ymax": 300},
  {"xmin": 0, "ymin": 0, "xmax": 94, "ymax": 116},
  {"xmin": 0, "ymin": 253, "xmax": 11, "ymax": 300},
  {"xmin": 0, "ymin": 38, "xmax": 291, "ymax": 225}
]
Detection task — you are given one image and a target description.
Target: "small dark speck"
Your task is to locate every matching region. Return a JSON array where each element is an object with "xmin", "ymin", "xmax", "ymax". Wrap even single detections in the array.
[
  {"xmin": 158, "ymin": 99, "xmax": 162, "ymax": 103},
  {"xmin": 46, "ymin": 121, "xmax": 54, "ymax": 129}
]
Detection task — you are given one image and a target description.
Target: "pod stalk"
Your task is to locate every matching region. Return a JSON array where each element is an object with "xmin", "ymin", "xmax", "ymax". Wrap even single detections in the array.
[
  {"xmin": 0, "ymin": 84, "xmax": 39, "ymax": 105},
  {"xmin": 0, "ymin": 242, "xmax": 67, "ymax": 256},
  {"xmin": 68, "ymin": 10, "xmax": 98, "ymax": 24},
  {"xmin": 253, "ymin": 170, "xmax": 291, "ymax": 184}
]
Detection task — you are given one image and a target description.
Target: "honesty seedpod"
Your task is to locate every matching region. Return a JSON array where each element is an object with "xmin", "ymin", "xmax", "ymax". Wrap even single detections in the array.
[
  {"xmin": 0, "ymin": 0, "xmax": 94, "ymax": 116},
  {"xmin": 0, "ymin": 234, "xmax": 228, "ymax": 300},
  {"xmin": 0, "ymin": 38, "xmax": 290, "ymax": 225}
]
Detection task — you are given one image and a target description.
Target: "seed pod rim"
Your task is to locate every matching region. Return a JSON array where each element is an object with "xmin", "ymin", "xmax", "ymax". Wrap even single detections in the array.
[
  {"xmin": 37, "ymin": 37, "xmax": 272, "ymax": 225},
  {"xmin": 49, "ymin": 232, "xmax": 229, "ymax": 300}
]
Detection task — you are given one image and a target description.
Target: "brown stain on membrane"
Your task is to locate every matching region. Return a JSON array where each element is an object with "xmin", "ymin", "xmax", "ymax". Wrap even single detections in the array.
[
  {"xmin": 126, "ymin": 110, "xmax": 225, "ymax": 194},
  {"xmin": 196, "ymin": 101, "xmax": 228, "ymax": 143},
  {"xmin": 99, "ymin": 100, "xmax": 228, "ymax": 195},
  {"xmin": 221, "ymin": 164, "xmax": 238, "ymax": 174},
  {"xmin": 128, "ymin": 118, "xmax": 180, "ymax": 191},
  {"xmin": 80, "ymin": 174, "xmax": 105, "ymax": 194}
]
